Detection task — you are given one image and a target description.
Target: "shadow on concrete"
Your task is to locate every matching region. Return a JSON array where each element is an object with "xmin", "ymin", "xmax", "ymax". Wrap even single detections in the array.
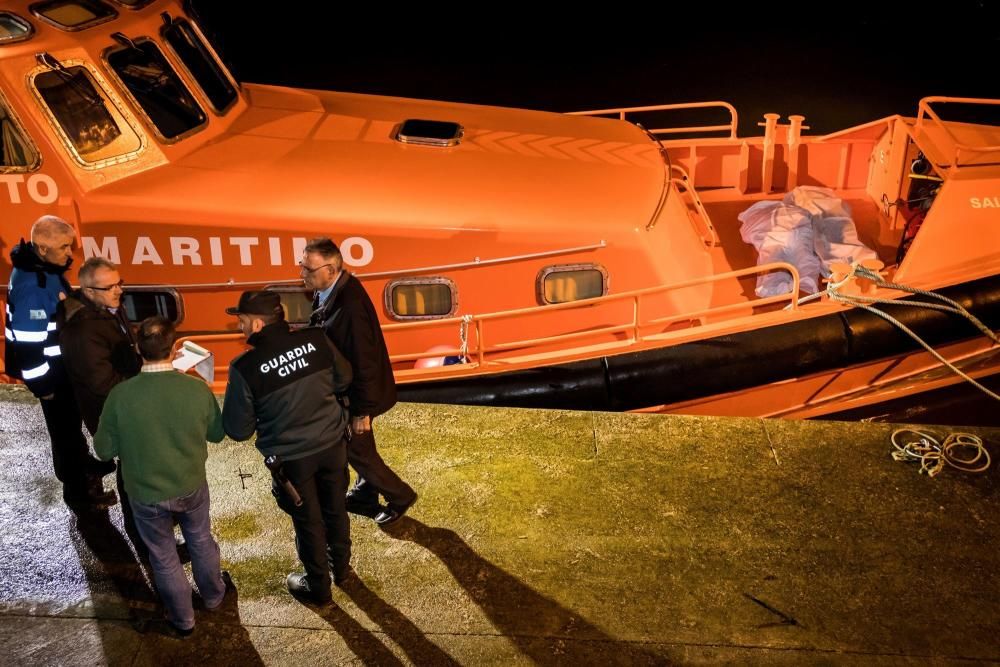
[
  {"xmin": 384, "ymin": 518, "xmax": 666, "ymax": 666},
  {"xmin": 69, "ymin": 505, "xmax": 158, "ymax": 622},
  {"xmin": 341, "ymin": 576, "xmax": 460, "ymax": 666},
  {"xmin": 71, "ymin": 506, "xmax": 264, "ymax": 664},
  {"xmin": 313, "ymin": 601, "xmax": 405, "ymax": 666}
]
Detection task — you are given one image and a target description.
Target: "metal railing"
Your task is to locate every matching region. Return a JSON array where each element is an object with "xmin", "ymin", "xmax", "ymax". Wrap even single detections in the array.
[
  {"xmin": 382, "ymin": 261, "xmax": 801, "ymax": 369},
  {"xmin": 915, "ymin": 96, "xmax": 1000, "ymax": 169},
  {"xmin": 568, "ymin": 101, "xmax": 739, "ymax": 140}
]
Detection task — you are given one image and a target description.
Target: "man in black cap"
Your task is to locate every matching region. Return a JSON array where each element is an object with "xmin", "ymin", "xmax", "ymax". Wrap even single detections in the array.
[{"xmin": 221, "ymin": 290, "xmax": 355, "ymax": 605}]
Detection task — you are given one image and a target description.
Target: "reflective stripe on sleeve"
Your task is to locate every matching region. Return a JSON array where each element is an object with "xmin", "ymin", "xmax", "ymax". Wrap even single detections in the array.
[
  {"xmin": 4, "ymin": 328, "xmax": 13, "ymax": 342},
  {"xmin": 21, "ymin": 362, "xmax": 51, "ymax": 380},
  {"xmin": 10, "ymin": 329, "xmax": 48, "ymax": 342},
  {"xmin": 47, "ymin": 322, "xmax": 58, "ymax": 331},
  {"xmin": 43, "ymin": 346, "xmax": 61, "ymax": 357}
]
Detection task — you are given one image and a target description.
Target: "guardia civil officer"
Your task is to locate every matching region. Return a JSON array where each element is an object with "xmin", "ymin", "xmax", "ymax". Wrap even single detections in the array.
[{"xmin": 222, "ymin": 291, "xmax": 354, "ymax": 605}]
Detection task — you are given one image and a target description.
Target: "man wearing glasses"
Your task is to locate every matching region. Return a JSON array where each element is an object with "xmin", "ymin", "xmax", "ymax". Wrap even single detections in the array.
[
  {"xmin": 301, "ymin": 238, "xmax": 417, "ymax": 526},
  {"xmin": 60, "ymin": 257, "xmax": 143, "ymax": 542}
]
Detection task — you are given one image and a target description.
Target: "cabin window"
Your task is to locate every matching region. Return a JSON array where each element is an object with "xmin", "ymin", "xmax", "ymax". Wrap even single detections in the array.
[
  {"xmin": 538, "ymin": 264, "xmax": 608, "ymax": 304},
  {"xmin": 122, "ymin": 289, "xmax": 182, "ymax": 324},
  {"xmin": 34, "ymin": 62, "xmax": 143, "ymax": 166},
  {"xmin": 162, "ymin": 19, "xmax": 237, "ymax": 114},
  {"xmin": 30, "ymin": 0, "xmax": 117, "ymax": 31},
  {"xmin": 0, "ymin": 12, "xmax": 35, "ymax": 44},
  {"xmin": 266, "ymin": 288, "xmax": 314, "ymax": 325},
  {"xmin": 385, "ymin": 278, "xmax": 457, "ymax": 320},
  {"xmin": 106, "ymin": 38, "xmax": 206, "ymax": 141},
  {"xmin": 0, "ymin": 94, "xmax": 40, "ymax": 171}
]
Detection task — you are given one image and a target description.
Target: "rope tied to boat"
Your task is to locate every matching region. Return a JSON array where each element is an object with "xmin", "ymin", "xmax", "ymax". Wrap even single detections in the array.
[
  {"xmin": 459, "ymin": 314, "xmax": 473, "ymax": 360},
  {"xmin": 819, "ymin": 263, "xmax": 1000, "ymax": 402},
  {"xmin": 890, "ymin": 428, "xmax": 991, "ymax": 477}
]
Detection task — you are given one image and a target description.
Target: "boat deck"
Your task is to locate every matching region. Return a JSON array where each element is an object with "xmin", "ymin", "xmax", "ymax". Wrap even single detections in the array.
[{"xmin": 700, "ymin": 192, "xmax": 900, "ymax": 316}]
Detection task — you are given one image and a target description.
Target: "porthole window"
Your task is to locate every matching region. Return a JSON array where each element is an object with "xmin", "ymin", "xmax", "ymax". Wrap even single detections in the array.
[
  {"xmin": 122, "ymin": 288, "xmax": 182, "ymax": 324},
  {"xmin": 265, "ymin": 288, "xmax": 314, "ymax": 325},
  {"xmin": 33, "ymin": 59, "xmax": 144, "ymax": 167},
  {"xmin": 0, "ymin": 92, "xmax": 40, "ymax": 171},
  {"xmin": 385, "ymin": 277, "xmax": 457, "ymax": 320},
  {"xmin": 537, "ymin": 264, "xmax": 608, "ymax": 304},
  {"xmin": 30, "ymin": 0, "xmax": 117, "ymax": 31},
  {"xmin": 0, "ymin": 12, "xmax": 34, "ymax": 44}
]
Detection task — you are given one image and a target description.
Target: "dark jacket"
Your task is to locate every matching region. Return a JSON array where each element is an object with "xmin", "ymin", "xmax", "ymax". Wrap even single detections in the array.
[
  {"xmin": 310, "ymin": 271, "xmax": 396, "ymax": 418},
  {"xmin": 4, "ymin": 240, "xmax": 72, "ymax": 397},
  {"xmin": 223, "ymin": 321, "xmax": 352, "ymax": 461},
  {"xmin": 58, "ymin": 292, "xmax": 141, "ymax": 434}
]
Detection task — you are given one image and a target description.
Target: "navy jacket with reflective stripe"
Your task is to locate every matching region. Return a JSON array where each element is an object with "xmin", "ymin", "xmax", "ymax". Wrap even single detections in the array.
[{"xmin": 5, "ymin": 241, "xmax": 70, "ymax": 397}]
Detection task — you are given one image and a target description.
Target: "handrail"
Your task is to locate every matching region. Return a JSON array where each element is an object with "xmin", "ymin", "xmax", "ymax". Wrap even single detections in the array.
[
  {"xmin": 178, "ymin": 262, "xmax": 802, "ymax": 378},
  {"xmin": 568, "ymin": 101, "xmax": 739, "ymax": 140},
  {"xmin": 915, "ymin": 96, "xmax": 1000, "ymax": 168},
  {"xmin": 669, "ymin": 164, "xmax": 719, "ymax": 246},
  {"xmin": 389, "ymin": 261, "xmax": 800, "ymax": 362}
]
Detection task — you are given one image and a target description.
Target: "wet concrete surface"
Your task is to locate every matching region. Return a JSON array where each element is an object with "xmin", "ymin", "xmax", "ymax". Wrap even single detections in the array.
[{"xmin": 1, "ymin": 383, "xmax": 999, "ymax": 665}]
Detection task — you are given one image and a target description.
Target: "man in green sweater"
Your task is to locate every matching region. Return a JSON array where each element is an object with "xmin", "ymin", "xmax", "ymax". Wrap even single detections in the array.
[{"xmin": 95, "ymin": 316, "xmax": 230, "ymax": 637}]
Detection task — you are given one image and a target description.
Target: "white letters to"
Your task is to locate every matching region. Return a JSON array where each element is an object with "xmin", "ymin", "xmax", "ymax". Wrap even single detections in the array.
[{"xmin": 0, "ymin": 174, "xmax": 59, "ymax": 204}]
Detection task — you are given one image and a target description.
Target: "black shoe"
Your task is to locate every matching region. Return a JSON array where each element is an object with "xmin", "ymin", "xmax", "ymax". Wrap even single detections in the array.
[
  {"xmin": 286, "ymin": 572, "xmax": 331, "ymax": 605},
  {"xmin": 374, "ymin": 493, "xmax": 418, "ymax": 526},
  {"xmin": 64, "ymin": 487, "xmax": 118, "ymax": 510}
]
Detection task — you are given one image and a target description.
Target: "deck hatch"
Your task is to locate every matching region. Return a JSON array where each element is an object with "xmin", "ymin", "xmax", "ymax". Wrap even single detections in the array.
[
  {"xmin": 385, "ymin": 277, "xmax": 458, "ymax": 320},
  {"xmin": 0, "ymin": 12, "xmax": 34, "ymax": 44},
  {"xmin": 537, "ymin": 264, "xmax": 609, "ymax": 305},
  {"xmin": 394, "ymin": 119, "xmax": 464, "ymax": 147},
  {"xmin": 30, "ymin": 0, "xmax": 117, "ymax": 32}
]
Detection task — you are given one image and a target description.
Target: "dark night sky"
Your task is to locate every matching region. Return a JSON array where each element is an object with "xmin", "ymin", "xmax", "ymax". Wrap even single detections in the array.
[{"xmin": 188, "ymin": 1, "xmax": 1000, "ymax": 136}]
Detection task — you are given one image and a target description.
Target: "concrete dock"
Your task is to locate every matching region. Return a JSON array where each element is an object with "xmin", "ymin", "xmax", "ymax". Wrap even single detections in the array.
[{"xmin": 1, "ymin": 384, "xmax": 999, "ymax": 665}]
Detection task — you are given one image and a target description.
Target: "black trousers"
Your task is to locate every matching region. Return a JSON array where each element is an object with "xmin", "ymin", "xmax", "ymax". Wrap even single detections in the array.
[
  {"xmin": 273, "ymin": 443, "xmax": 351, "ymax": 591},
  {"xmin": 38, "ymin": 380, "xmax": 92, "ymax": 496},
  {"xmin": 347, "ymin": 425, "xmax": 415, "ymax": 509}
]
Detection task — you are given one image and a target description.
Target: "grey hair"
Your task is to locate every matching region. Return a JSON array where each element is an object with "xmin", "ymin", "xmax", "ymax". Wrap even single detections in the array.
[
  {"xmin": 78, "ymin": 257, "xmax": 118, "ymax": 287},
  {"xmin": 30, "ymin": 215, "xmax": 75, "ymax": 245}
]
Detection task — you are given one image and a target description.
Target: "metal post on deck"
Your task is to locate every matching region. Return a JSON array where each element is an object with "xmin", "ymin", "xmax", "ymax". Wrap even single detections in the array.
[
  {"xmin": 760, "ymin": 113, "xmax": 780, "ymax": 193},
  {"xmin": 786, "ymin": 115, "xmax": 808, "ymax": 190}
]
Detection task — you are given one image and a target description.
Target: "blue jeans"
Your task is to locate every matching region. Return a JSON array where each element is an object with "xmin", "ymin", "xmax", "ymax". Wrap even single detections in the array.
[{"xmin": 130, "ymin": 482, "xmax": 225, "ymax": 630}]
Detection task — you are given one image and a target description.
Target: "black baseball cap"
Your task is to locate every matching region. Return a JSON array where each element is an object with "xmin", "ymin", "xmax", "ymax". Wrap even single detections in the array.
[{"xmin": 226, "ymin": 290, "xmax": 282, "ymax": 316}]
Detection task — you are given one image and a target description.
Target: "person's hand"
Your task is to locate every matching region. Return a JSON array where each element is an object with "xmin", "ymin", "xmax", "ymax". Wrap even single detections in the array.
[
  {"xmin": 351, "ymin": 415, "xmax": 371, "ymax": 435},
  {"xmin": 58, "ymin": 292, "xmax": 66, "ymax": 301}
]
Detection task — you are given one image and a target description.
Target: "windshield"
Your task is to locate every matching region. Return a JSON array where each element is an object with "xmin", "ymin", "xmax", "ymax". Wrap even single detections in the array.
[
  {"xmin": 162, "ymin": 19, "xmax": 237, "ymax": 113},
  {"xmin": 107, "ymin": 39, "xmax": 206, "ymax": 140}
]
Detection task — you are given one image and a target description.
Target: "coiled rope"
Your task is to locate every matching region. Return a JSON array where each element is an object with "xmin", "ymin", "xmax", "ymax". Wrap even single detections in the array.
[{"xmin": 890, "ymin": 428, "xmax": 991, "ymax": 477}]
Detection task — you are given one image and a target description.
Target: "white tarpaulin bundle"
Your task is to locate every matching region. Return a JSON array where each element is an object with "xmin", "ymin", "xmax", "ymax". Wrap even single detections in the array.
[{"xmin": 738, "ymin": 187, "xmax": 878, "ymax": 297}]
